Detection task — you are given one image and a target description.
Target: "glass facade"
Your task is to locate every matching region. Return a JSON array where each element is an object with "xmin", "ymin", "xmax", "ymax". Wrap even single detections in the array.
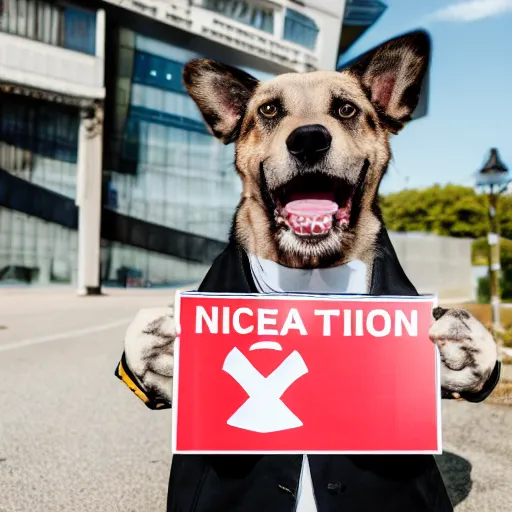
[
  {"xmin": 0, "ymin": 26, "xmax": 275, "ymax": 287},
  {"xmin": 0, "ymin": 91, "xmax": 80, "ymax": 285},
  {"xmin": 283, "ymin": 8, "xmax": 319, "ymax": 51},
  {"xmin": 0, "ymin": 206, "xmax": 78, "ymax": 285},
  {"xmin": 109, "ymin": 29, "xmax": 240, "ymax": 243},
  {"xmin": 0, "ymin": 93, "xmax": 79, "ymax": 197},
  {"xmin": 201, "ymin": 0, "xmax": 274, "ymax": 33},
  {"xmin": 338, "ymin": 0, "xmax": 387, "ymax": 56},
  {"xmin": 343, "ymin": 0, "xmax": 387, "ymax": 27},
  {"xmin": 0, "ymin": 0, "xmax": 96, "ymax": 55}
]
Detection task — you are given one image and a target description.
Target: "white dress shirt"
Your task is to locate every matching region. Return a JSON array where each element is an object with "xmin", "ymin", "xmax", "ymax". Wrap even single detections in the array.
[{"xmin": 247, "ymin": 253, "xmax": 368, "ymax": 512}]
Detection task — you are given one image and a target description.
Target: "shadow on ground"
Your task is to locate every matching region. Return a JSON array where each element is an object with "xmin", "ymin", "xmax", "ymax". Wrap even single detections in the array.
[{"xmin": 436, "ymin": 451, "xmax": 473, "ymax": 507}]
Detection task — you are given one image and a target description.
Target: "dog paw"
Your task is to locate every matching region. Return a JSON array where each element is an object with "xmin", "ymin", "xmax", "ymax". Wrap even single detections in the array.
[
  {"xmin": 429, "ymin": 307, "xmax": 498, "ymax": 394},
  {"xmin": 124, "ymin": 306, "xmax": 176, "ymax": 404}
]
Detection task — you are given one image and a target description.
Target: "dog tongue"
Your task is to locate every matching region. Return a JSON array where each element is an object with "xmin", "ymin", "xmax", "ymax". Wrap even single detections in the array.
[{"xmin": 284, "ymin": 199, "xmax": 339, "ymax": 236}]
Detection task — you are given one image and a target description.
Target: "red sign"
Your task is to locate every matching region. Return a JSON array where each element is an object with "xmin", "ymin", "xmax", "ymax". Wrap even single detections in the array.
[{"xmin": 173, "ymin": 293, "xmax": 441, "ymax": 454}]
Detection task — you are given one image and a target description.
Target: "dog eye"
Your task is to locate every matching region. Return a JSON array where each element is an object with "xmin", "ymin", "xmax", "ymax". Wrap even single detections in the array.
[
  {"xmin": 338, "ymin": 103, "xmax": 357, "ymax": 119},
  {"xmin": 259, "ymin": 103, "xmax": 278, "ymax": 118}
]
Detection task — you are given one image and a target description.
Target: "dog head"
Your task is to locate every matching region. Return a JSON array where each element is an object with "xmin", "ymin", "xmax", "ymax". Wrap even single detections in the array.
[{"xmin": 183, "ymin": 31, "xmax": 431, "ymax": 268}]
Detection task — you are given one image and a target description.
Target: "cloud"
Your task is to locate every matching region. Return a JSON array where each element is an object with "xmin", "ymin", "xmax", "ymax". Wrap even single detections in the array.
[{"xmin": 430, "ymin": 0, "xmax": 512, "ymax": 23}]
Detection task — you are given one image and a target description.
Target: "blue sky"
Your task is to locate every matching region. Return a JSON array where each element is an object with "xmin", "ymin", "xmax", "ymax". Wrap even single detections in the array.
[{"xmin": 338, "ymin": 0, "xmax": 512, "ymax": 194}]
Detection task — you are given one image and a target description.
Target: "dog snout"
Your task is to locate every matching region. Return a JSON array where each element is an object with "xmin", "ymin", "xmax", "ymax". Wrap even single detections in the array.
[{"xmin": 286, "ymin": 124, "xmax": 332, "ymax": 164}]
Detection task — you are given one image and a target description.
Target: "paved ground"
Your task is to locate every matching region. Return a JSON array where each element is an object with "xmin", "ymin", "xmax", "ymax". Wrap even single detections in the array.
[{"xmin": 0, "ymin": 289, "xmax": 511, "ymax": 512}]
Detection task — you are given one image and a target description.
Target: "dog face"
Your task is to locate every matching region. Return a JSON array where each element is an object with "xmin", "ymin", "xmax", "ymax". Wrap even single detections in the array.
[{"xmin": 183, "ymin": 31, "xmax": 430, "ymax": 268}]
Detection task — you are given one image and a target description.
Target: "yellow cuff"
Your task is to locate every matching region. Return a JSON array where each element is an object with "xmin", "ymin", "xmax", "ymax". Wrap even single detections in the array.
[{"xmin": 115, "ymin": 353, "xmax": 171, "ymax": 410}]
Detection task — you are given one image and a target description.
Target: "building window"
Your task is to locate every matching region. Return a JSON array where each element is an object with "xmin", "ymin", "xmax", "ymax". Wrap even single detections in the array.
[
  {"xmin": 0, "ymin": 0, "xmax": 96, "ymax": 55},
  {"xmin": 343, "ymin": 0, "xmax": 387, "ymax": 27},
  {"xmin": 0, "ymin": 95, "xmax": 79, "ymax": 165},
  {"xmin": 63, "ymin": 5, "xmax": 96, "ymax": 54},
  {"xmin": 203, "ymin": 0, "xmax": 274, "ymax": 34},
  {"xmin": 133, "ymin": 52, "xmax": 188, "ymax": 94},
  {"xmin": 284, "ymin": 8, "xmax": 318, "ymax": 50}
]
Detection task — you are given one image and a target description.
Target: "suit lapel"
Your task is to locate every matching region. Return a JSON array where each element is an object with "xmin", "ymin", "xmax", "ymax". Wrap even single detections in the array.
[{"xmin": 198, "ymin": 227, "xmax": 417, "ymax": 297}]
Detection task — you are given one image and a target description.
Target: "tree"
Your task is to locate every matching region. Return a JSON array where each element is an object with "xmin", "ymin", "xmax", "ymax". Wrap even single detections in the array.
[
  {"xmin": 380, "ymin": 184, "xmax": 512, "ymax": 239},
  {"xmin": 381, "ymin": 184, "xmax": 512, "ymax": 302}
]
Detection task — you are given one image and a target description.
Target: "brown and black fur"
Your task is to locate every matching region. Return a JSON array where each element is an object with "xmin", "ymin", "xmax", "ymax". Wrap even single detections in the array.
[{"xmin": 182, "ymin": 31, "xmax": 430, "ymax": 272}]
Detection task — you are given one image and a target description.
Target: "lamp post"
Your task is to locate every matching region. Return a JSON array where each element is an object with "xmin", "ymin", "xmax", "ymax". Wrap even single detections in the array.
[{"xmin": 475, "ymin": 148, "xmax": 510, "ymax": 333}]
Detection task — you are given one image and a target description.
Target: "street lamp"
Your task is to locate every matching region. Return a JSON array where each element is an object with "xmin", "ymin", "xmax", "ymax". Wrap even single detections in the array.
[{"xmin": 475, "ymin": 148, "xmax": 511, "ymax": 332}]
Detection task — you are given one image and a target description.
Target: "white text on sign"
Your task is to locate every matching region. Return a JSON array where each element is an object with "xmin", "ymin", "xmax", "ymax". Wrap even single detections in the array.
[{"xmin": 195, "ymin": 306, "xmax": 418, "ymax": 337}]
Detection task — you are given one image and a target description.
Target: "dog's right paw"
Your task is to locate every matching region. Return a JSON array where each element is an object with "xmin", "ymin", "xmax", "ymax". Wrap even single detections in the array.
[{"xmin": 124, "ymin": 306, "xmax": 176, "ymax": 405}]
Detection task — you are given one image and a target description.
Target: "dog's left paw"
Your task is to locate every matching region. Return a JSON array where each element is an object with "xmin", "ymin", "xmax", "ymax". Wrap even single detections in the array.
[{"xmin": 429, "ymin": 307, "xmax": 498, "ymax": 394}]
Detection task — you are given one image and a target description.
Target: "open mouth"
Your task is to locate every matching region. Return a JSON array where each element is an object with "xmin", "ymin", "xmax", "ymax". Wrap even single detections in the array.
[{"xmin": 271, "ymin": 173, "xmax": 355, "ymax": 237}]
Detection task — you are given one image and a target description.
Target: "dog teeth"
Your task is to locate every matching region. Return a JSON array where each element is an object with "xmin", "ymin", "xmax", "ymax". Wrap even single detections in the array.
[
  {"xmin": 287, "ymin": 213, "xmax": 333, "ymax": 236},
  {"xmin": 275, "ymin": 208, "xmax": 350, "ymax": 234}
]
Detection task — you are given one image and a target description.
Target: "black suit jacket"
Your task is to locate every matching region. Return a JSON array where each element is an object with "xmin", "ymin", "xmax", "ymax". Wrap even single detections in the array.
[
  {"xmin": 164, "ymin": 228, "xmax": 500, "ymax": 512},
  {"xmin": 116, "ymin": 227, "xmax": 500, "ymax": 511}
]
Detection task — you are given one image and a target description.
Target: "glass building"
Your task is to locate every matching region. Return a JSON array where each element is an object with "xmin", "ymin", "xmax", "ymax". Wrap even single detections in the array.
[
  {"xmin": 0, "ymin": 0, "xmax": 99, "ymax": 285},
  {"xmin": 0, "ymin": 0, "xmax": 280, "ymax": 287},
  {"xmin": 108, "ymin": 29, "xmax": 239, "ymax": 242},
  {"xmin": 1, "ymin": 0, "xmax": 430, "ymax": 289},
  {"xmin": 100, "ymin": 28, "xmax": 252, "ymax": 287}
]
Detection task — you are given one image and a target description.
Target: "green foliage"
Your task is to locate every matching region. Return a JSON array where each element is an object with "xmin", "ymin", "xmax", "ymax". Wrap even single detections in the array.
[
  {"xmin": 472, "ymin": 237, "xmax": 512, "ymax": 265},
  {"xmin": 474, "ymin": 239, "xmax": 512, "ymax": 301},
  {"xmin": 380, "ymin": 184, "xmax": 512, "ymax": 239},
  {"xmin": 501, "ymin": 246, "xmax": 512, "ymax": 300},
  {"xmin": 502, "ymin": 330, "xmax": 512, "ymax": 349},
  {"xmin": 472, "ymin": 238, "xmax": 490, "ymax": 266},
  {"xmin": 477, "ymin": 276, "xmax": 491, "ymax": 304},
  {"xmin": 476, "ymin": 274, "xmax": 512, "ymax": 303},
  {"xmin": 381, "ymin": 184, "xmax": 512, "ymax": 302}
]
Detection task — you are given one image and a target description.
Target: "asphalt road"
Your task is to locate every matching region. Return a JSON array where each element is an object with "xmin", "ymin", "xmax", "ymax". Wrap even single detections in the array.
[{"xmin": 0, "ymin": 289, "xmax": 511, "ymax": 512}]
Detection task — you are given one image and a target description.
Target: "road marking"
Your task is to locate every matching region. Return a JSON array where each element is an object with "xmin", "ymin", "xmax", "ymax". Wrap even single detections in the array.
[{"xmin": 0, "ymin": 318, "xmax": 132, "ymax": 353}]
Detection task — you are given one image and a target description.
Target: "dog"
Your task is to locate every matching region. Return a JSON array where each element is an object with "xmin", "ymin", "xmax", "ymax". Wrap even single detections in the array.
[{"xmin": 116, "ymin": 31, "xmax": 500, "ymax": 512}]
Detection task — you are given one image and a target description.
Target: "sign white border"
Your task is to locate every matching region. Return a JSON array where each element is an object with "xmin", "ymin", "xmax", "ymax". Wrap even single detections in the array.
[{"xmin": 172, "ymin": 292, "xmax": 442, "ymax": 456}]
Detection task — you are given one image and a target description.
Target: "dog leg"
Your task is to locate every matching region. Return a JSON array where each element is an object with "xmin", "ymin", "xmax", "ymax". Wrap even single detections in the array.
[{"xmin": 123, "ymin": 306, "xmax": 176, "ymax": 405}]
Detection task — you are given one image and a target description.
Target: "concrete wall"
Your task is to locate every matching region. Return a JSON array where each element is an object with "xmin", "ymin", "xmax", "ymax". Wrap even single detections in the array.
[{"xmin": 389, "ymin": 232, "xmax": 474, "ymax": 302}]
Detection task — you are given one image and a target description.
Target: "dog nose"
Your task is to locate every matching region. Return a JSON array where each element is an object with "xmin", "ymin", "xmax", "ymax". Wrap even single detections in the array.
[{"xmin": 286, "ymin": 124, "xmax": 332, "ymax": 164}]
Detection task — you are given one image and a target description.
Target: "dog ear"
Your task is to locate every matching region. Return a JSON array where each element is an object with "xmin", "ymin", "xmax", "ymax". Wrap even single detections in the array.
[
  {"xmin": 349, "ymin": 30, "xmax": 431, "ymax": 134},
  {"xmin": 183, "ymin": 59, "xmax": 259, "ymax": 144}
]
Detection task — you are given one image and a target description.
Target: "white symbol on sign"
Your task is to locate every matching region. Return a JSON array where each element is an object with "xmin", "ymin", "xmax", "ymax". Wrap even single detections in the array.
[{"xmin": 222, "ymin": 342, "xmax": 308, "ymax": 433}]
